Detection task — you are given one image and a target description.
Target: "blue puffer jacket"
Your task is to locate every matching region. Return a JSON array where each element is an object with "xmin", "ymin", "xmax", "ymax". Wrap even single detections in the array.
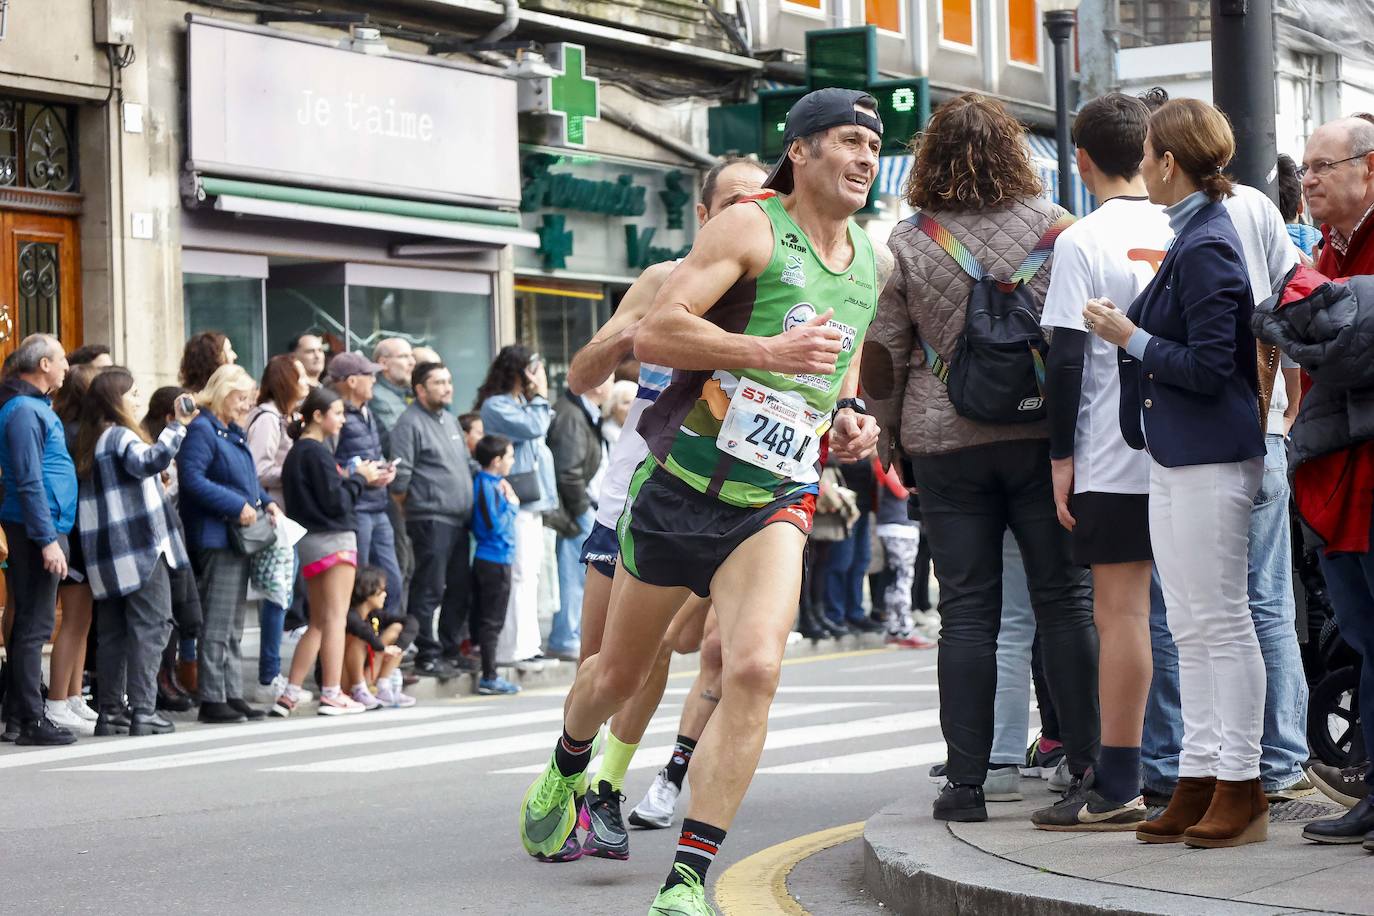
[
  {"xmin": 176, "ymin": 412, "xmax": 272, "ymax": 552},
  {"xmin": 0, "ymin": 378, "xmax": 76, "ymax": 544},
  {"xmin": 335, "ymin": 401, "xmax": 388, "ymax": 514}
]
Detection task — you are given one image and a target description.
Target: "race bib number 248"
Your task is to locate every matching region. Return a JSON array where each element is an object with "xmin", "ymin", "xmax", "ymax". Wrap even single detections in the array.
[{"xmin": 716, "ymin": 379, "xmax": 827, "ymax": 478}]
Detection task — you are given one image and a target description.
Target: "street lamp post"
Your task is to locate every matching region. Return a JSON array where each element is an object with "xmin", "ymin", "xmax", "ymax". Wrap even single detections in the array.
[{"xmin": 1043, "ymin": 0, "xmax": 1081, "ymax": 213}]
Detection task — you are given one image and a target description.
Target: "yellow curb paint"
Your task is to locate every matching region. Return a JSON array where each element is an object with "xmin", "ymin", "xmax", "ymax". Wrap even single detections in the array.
[
  {"xmin": 715, "ymin": 820, "xmax": 867, "ymax": 915},
  {"xmin": 667, "ymin": 646, "xmax": 895, "ymax": 681}
]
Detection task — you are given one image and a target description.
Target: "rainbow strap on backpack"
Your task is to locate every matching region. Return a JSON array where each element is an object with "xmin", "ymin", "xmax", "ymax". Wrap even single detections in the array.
[{"xmin": 910, "ymin": 211, "xmax": 1074, "ymax": 386}]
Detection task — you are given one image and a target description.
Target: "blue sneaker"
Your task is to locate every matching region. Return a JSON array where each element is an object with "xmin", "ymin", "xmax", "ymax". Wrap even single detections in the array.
[{"xmin": 478, "ymin": 676, "xmax": 521, "ymax": 696}]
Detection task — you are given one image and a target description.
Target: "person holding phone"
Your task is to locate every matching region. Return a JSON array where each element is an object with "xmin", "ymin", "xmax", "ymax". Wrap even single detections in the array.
[
  {"xmin": 74, "ymin": 367, "xmax": 195, "ymax": 736},
  {"xmin": 476, "ymin": 345, "xmax": 557, "ymax": 671},
  {"xmin": 275, "ymin": 386, "xmax": 381, "ymax": 716}
]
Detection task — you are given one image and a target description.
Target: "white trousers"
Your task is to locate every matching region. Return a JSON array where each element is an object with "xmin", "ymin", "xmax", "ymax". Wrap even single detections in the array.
[
  {"xmin": 1149, "ymin": 458, "xmax": 1265, "ymax": 781},
  {"xmin": 496, "ymin": 511, "xmax": 546, "ymax": 663}
]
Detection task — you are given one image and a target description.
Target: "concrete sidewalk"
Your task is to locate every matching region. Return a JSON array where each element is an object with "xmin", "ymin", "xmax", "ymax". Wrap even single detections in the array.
[{"xmin": 864, "ymin": 775, "xmax": 1372, "ymax": 915}]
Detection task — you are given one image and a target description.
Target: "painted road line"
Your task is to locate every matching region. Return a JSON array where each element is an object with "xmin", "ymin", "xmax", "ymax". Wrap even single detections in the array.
[
  {"xmin": 838, "ymin": 659, "xmax": 938, "ymax": 674},
  {"xmin": 714, "ymin": 821, "xmax": 866, "ymax": 915},
  {"xmin": 53, "ymin": 703, "xmax": 664, "ymax": 773},
  {"xmin": 663, "ymin": 646, "xmax": 895, "ymax": 683},
  {"xmin": 491, "ymin": 706, "xmax": 935, "ymax": 776},
  {"xmin": 0, "ymin": 705, "xmax": 469, "ymax": 771},
  {"xmin": 757, "ymin": 739, "xmax": 948, "ymax": 775},
  {"xmin": 291, "ymin": 702, "xmax": 873, "ymax": 775},
  {"xmin": 662, "ymin": 684, "xmax": 938, "ymax": 696}
]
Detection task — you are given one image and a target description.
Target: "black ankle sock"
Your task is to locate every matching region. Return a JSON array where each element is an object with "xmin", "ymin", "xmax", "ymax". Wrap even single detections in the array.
[
  {"xmin": 664, "ymin": 735, "xmax": 697, "ymax": 790},
  {"xmin": 664, "ymin": 819, "xmax": 727, "ymax": 890},
  {"xmin": 553, "ymin": 729, "xmax": 595, "ymax": 778},
  {"xmin": 1094, "ymin": 745, "xmax": 1142, "ymax": 805}
]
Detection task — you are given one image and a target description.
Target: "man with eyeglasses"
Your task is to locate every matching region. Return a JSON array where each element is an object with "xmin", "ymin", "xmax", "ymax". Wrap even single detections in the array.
[
  {"xmin": 1303, "ymin": 117, "xmax": 1374, "ymax": 276},
  {"xmin": 1292, "ymin": 116, "xmax": 1374, "ymax": 843}
]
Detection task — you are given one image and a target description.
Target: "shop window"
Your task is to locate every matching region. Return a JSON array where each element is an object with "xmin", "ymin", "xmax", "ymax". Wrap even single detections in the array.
[
  {"xmin": 348, "ymin": 286, "xmax": 492, "ymax": 412},
  {"xmin": 942, "ymin": 0, "xmax": 975, "ymax": 47},
  {"xmin": 0, "ymin": 97, "xmax": 78, "ymax": 193},
  {"xmin": 266, "ymin": 281, "xmax": 347, "ymax": 375},
  {"xmin": 1008, "ymin": 0, "xmax": 1040, "ymax": 65},
  {"xmin": 515, "ymin": 283, "xmax": 611, "ymax": 397},
  {"xmin": 867, "ymin": 0, "xmax": 903, "ymax": 34},
  {"xmin": 183, "ymin": 274, "xmax": 266, "ymax": 380},
  {"xmin": 1117, "ymin": 0, "xmax": 1210, "ymax": 48}
]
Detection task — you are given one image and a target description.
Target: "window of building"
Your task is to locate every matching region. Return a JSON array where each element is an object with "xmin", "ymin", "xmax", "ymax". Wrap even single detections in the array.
[
  {"xmin": 941, "ymin": 0, "xmax": 975, "ymax": 47},
  {"xmin": 1008, "ymin": 0, "xmax": 1040, "ymax": 65},
  {"xmin": 515, "ymin": 282, "xmax": 612, "ymax": 397},
  {"xmin": 1117, "ymin": 0, "xmax": 1210, "ymax": 48},
  {"xmin": 184, "ymin": 274, "xmax": 267, "ymax": 379},
  {"xmin": 783, "ymin": 0, "xmax": 825, "ymax": 11},
  {"xmin": 0, "ymin": 96, "xmax": 78, "ymax": 193},
  {"xmin": 867, "ymin": 0, "xmax": 904, "ymax": 34}
]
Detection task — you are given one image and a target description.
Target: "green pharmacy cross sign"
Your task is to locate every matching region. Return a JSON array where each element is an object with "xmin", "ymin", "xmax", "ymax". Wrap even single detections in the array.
[
  {"xmin": 708, "ymin": 26, "xmax": 929, "ymax": 160},
  {"xmin": 547, "ymin": 43, "xmax": 600, "ymax": 148}
]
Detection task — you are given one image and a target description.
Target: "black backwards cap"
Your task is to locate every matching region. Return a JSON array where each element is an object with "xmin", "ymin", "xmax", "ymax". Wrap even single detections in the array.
[{"xmin": 762, "ymin": 87, "xmax": 884, "ymax": 194}]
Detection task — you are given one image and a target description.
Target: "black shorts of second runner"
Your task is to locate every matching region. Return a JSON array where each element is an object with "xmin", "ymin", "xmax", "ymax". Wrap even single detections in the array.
[
  {"xmin": 617, "ymin": 461, "xmax": 816, "ymax": 598},
  {"xmin": 1069, "ymin": 491, "xmax": 1152, "ymax": 566},
  {"xmin": 580, "ymin": 521, "xmax": 620, "ymax": 579}
]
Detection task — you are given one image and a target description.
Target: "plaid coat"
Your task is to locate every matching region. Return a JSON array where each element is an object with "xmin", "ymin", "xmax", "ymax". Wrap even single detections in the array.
[{"xmin": 78, "ymin": 423, "xmax": 189, "ymax": 600}]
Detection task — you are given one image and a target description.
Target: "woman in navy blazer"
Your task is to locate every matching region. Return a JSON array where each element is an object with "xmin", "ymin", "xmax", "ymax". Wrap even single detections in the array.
[
  {"xmin": 1084, "ymin": 99, "xmax": 1268, "ymax": 849},
  {"xmin": 176, "ymin": 363, "xmax": 282, "ymax": 723}
]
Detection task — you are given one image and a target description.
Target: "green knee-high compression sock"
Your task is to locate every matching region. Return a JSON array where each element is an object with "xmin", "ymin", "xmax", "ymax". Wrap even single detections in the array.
[{"xmin": 594, "ymin": 732, "xmax": 640, "ymax": 793}]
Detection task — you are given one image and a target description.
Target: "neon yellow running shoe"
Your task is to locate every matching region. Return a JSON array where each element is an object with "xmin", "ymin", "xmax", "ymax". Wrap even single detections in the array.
[
  {"xmin": 648, "ymin": 864, "xmax": 716, "ymax": 915},
  {"xmin": 519, "ymin": 754, "xmax": 581, "ymax": 860}
]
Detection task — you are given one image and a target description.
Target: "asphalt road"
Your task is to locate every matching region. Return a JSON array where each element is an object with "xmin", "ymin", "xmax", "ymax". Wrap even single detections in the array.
[{"xmin": 0, "ymin": 646, "xmax": 958, "ymax": 916}]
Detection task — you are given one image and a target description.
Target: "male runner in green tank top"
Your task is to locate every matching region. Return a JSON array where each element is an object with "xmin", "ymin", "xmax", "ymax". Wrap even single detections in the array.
[{"xmin": 518, "ymin": 88, "xmax": 883, "ymax": 915}]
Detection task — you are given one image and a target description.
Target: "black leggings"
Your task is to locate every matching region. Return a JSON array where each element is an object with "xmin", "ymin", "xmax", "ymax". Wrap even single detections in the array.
[
  {"xmin": 912, "ymin": 439, "xmax": 1099, "ymax": 785},
  {"xmin": 471, "ymin": 559, "xmax": 512, "ymax": 679}
]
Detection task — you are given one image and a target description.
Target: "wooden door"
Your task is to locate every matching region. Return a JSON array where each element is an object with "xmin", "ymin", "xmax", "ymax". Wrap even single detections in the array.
[{"xmin": 0, "ymin": 210, "xmax": 82, "ymax": 360}]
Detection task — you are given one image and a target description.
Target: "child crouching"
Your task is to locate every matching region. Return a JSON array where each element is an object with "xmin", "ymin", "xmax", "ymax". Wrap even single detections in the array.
[{"xmin": 345, "ymin": 566, "xmax": 418, "ymax": 708}]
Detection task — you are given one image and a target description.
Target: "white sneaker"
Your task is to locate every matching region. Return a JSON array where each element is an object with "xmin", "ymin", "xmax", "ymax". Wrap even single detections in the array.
[
  {"xmin": 66, "ymin": 696, "xmax": 99, "ymax": 723},
  {"xmin": 46, "ymin": 699, "xmax": 93, "ymax": 736},
  {"xmin": 628, "ymin": 769, "xmax": 680, "ymax": 829},
  {"xmin": 350, "ymin": 685, "xmax": 383, "ymax": 711},
  {"xmin": 264, "ymin": 674, "xmax": 311, "ymax": 705},
  {"xmin": 317, "ymin": 692, "xmax": 365, "ymax": 716}
]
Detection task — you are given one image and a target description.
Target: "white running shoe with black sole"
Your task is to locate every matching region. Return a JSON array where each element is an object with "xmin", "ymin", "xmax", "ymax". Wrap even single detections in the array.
[{"xmin": 628, "ymin": 770, "xmax": 680, "ymax": 829}]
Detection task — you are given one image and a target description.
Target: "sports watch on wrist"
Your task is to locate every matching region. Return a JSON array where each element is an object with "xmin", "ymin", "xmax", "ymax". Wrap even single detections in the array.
[{"xmin": 836, "ymin": 397, "xmax": 868, "ymax": 415}]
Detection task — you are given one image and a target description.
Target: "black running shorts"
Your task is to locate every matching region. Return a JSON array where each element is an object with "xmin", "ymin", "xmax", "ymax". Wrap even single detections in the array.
[{"xmin": 617, "ymin": 461, "xmax": 816, "ymax": 598}]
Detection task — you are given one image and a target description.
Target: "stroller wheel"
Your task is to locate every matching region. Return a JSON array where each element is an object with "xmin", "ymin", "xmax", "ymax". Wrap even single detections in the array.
[{"xmin": 1309, "ymin": 665, "xmax": 1364, "ymax": 767}]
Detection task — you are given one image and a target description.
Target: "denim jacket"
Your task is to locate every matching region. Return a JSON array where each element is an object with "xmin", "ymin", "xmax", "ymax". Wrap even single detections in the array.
[{"xmin": 480, "ymin": 392, "xmax": 557, "ymax": 514}]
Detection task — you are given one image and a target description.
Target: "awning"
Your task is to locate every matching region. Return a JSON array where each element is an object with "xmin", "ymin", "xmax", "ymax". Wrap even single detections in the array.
[
  {"xmin": 876, "ymin": 136, "xmax": 1096, "ymax": 216},
  {"xmin": 197, "ymin": 176, "xmax": 541, "ymax": 249}
]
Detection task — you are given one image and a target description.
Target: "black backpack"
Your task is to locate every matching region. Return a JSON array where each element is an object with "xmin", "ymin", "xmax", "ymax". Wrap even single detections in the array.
[{"xmin": 908, "ymin": 211, "xmax": 1073, "ymax": 424}]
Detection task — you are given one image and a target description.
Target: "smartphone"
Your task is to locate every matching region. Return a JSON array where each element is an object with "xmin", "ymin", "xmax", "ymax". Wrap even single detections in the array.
[
  {"xmin": 389, "ymin": 457, "xmax": 404, "ymax": 469},
  {"xmin": 176, "ymin": 394, "xmax": 195, "ymax": 415}
]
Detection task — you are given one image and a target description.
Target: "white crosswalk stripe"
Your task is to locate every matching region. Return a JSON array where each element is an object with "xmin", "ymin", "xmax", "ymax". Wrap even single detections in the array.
[
  {"xmin": 0, "ymin": 706, "xmax": 465, "ymax": 771},
  {"xmin": 271, "ymin": 701, "xmax": 873, "ymax": 774},
  {"xmin": 757, "ymin": 740, "xmax": 948, "ymax": 775}
]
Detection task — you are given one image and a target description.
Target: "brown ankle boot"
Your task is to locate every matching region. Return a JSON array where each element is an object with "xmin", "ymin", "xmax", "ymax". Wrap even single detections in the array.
[
  {"xmin": 1136, "ymin": 776, "xmax": 1216, "ymax": 843},
  {"xmin": 177, "ymin": 660, "xmax": 199, "ymax": 697},
  {"xmin": 1183, "ymin": 778, "xmax": 1268, "ymax": 848}
]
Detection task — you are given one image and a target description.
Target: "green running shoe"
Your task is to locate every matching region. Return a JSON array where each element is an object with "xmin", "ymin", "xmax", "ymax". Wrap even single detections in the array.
[
  {"xmin": 519, "ymin": 754, "xmax": 581, "ymax": 859},
  {"xmin": 648, "ymin": 864, "xmax": 715, "ymax": 915}
]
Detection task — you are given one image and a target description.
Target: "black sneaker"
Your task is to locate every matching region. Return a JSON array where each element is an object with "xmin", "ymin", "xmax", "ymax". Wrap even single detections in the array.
[
  {"xmin": 1032, "ymin": 788, "xmax": 1146, "ymax": 832},
  {"xmin": 1022, "ymin": 731, "xmax": 1066, "ymax": 778},
  {"xmin": 16, "ymin": 716, "xmax": 77, "ymax": 747},
  {"xmin": 415, "ymin": 657, "xmax": 456, "ymax": 679},
  {"xmin": 582, "ymin": 780, "xmax": 630, "ymax": 860},
  {"xmin": 1303, "ymin": 796, "xmax": 1374, "ymax": 844},
  {"xmin": 1308, "ymin": 762, "xmax": 1370, "ymax": 809},
  {"xmin": 927, "ymin": 763, "xmax": 947, "ymax": 783},
  {"xmin": 932, "ymin": 782, "xmax": 986, "ymax": 822}
]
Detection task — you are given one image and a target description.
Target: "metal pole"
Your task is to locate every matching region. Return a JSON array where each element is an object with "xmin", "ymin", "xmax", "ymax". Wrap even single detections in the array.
[
  {"xmin": 1211, "ymin": 0, "xmax": 1278, "ymax": 202},
  {"xmin": 1045, "ymin": 11, "xmax": 1076, "ymax": 213}
]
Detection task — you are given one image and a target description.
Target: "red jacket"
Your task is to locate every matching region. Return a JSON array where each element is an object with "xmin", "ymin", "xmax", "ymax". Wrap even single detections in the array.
[{"xmin": 1297, "ymin": 221, "xmax": 1374, "ymax": 553}]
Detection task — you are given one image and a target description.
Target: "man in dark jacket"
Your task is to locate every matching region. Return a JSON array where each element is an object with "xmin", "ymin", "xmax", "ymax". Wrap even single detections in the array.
[
  {"xmin": 331, "ymin": 351, "xmax": 404, "ymax": 620},
  {"xmin": 544, "ymin": 379, "xmax": 611, "ymax": 661},
  {"xmin": 389, "ymin": 362, "xmax": 474, "ymax": 677},
  {"xmin": 0, "ymin": 333, "xmax": 76, "ymax": 745}
]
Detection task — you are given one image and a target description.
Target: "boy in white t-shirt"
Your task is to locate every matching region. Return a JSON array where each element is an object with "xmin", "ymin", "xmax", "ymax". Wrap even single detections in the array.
[{"xmin": 1031, "ymin": 93, "xmax": 1174, "ymax": 832}]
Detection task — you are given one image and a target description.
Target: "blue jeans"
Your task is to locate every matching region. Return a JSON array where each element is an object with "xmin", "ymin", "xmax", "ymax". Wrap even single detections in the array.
[
  {"xmin": 549, "ymin": 508, "xmax": 595, "ymax": 654},
  {"xmin": 258, "ymin": 599, "xmax": 287, "ymax": 685},
  {"xmin": 993, "ymin": 530, "xmax": 1036, "ymax": 765},
  {"xmin": 1317, "ymin": 513, "xmax": 1374, "ymax": 788},
  {"xmin": 356, "ymin": 509, "xmax": 404, "ymax": 618},
  {"xmin": 1142, "ymin": 435, "xmax": 1309, "ymax": 791},
  {"xmin": 825, "ymin": 512, "xmax": 872, "ymax": 623}
]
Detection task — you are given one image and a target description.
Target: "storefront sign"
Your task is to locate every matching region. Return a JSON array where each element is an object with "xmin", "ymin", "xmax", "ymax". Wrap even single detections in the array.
[
  {"xmin": 187, "ymin": 19, "xmax": 521, "ymax": 208},
  {"xmin": 517, "ymin": 43, "xmax": 601, "ymax": 149},
  {"xmin": 517, "ymin": 149, "xmax": 697, "ymax": 279}
]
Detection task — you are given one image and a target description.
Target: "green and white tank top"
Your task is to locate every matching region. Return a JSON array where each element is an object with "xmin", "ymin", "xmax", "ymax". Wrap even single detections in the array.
[{"xmin": 637, "ymin": 193, "xmax": 878, "ymax": 508}]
